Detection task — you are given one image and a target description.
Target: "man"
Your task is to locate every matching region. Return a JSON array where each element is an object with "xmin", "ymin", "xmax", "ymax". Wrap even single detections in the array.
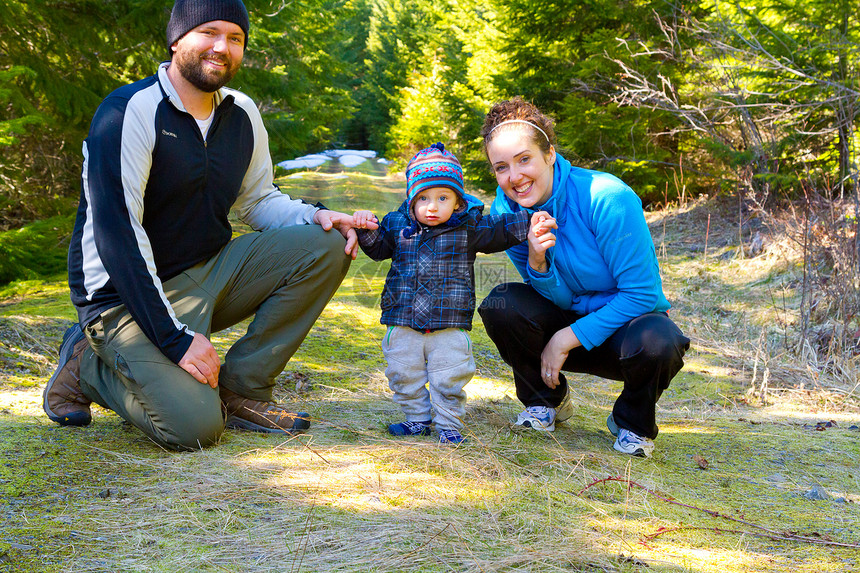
[{"xmin": 42, "ymin": 0, "xmax": 369, "ymax": 450}]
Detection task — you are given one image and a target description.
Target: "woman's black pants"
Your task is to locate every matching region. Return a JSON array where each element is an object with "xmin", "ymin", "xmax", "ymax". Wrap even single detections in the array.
[{"xmin": 478, "ymin": 283, "xmax": 690, "ymax": 439}]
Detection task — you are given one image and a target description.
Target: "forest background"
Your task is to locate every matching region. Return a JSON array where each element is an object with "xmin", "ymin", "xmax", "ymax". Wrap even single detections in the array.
[
  {"xmin": 3, "ymin": 0, "xmax": 859, "ymax": 212},
  {"xmin": 2, "ymin": 0, "xmax": 859, "ymax": 356}
]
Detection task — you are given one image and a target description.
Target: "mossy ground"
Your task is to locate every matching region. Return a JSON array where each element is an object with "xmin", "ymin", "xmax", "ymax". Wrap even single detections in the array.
[{"xmin": 1, "ymin": 162, "xmax": 858, "ymax": 572}]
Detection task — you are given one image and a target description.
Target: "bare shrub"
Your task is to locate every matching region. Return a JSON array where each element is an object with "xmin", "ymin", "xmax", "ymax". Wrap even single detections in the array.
[{"xmin": 750, "ymin": 187, "xmax": 859, "ymax": 386}]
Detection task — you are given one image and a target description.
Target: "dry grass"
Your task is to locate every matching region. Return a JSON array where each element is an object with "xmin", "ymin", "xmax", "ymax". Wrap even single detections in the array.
[{"xmin": 1, "ymin": 168, "xmax": 859, "ymax": 572}]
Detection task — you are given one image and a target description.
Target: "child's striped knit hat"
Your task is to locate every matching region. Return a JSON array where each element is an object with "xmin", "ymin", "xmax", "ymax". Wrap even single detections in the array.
[{"xmin": 405, "ymin": 143, "xmax": 465, "ymax": 208}]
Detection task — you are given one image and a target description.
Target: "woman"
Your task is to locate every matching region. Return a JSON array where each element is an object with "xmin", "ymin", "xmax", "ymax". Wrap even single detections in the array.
[{"xmin": 477, "ymin": 98, "xmax": 690, "ymax": 457}]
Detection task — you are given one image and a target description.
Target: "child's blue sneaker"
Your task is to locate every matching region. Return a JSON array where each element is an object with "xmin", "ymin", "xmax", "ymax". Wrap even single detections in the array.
[
  {"xmin": 438, "ymin": 429, "xmax": 466, "ymax": 445},
  {"xmin": 388, "ymin": 420, "xmax": 431, "ymax": 436}
]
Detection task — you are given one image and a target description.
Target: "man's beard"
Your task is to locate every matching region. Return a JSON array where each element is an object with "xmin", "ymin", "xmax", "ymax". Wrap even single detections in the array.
[{"xmin": 173, "ymin": 47, "xmax": 240, "ymax": 92}]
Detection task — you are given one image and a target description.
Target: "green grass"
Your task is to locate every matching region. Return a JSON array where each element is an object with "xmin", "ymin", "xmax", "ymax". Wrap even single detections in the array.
[
  {"xmin": 0, "ymin": 215, "xmax": 74, "ymax": 286},
  {"xmin": 1, "ymin": 166, "xmax": 858, "ymax": 572}
]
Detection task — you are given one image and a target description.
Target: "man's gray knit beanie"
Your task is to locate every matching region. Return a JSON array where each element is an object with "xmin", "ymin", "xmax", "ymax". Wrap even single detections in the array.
[{"xmin": 166, "ymin": 0, "xmax": 249, "ymax": 55}]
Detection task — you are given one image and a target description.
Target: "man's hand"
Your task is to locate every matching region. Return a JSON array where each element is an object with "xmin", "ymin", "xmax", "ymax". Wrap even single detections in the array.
[
  {"xmin": 540, "ymin": 326, "xmax": 580, "ymax": 389},
  {"xmin": 314, "ymin": 209, "xmax": 378, "ymax": 260},
  {"xmin": 178, "ymin": 332, "xmax": 220, "ymax": 388}
]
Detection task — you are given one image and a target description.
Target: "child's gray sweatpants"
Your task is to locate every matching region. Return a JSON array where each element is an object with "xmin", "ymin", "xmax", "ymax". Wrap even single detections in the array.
[{"xmin": 381, "ymin": 326, "xmax": 475, "ymax": 431}]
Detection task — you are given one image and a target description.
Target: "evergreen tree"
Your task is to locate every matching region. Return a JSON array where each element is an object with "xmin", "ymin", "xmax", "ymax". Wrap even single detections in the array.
[
  {"xmin": 485, "ymin": 0, "xmax": 692, "ymax": 201},
  {"xmin": 0, "ymin": 0, "xmax": 361, "ymax": 227},
  {"xmin": 359, "ymin": 0, "xmax": 508, "ymax": 187},
  {"xmin": 239, "ymin": 0, "xmax": 359, "ymax": 159},
  {"xmin": 605, "ymin": 0, "xmax": 859, "ymax": 199},
  {"xmin": 0, "ymin": 0, "xmax": 165, "ymax": 227}
]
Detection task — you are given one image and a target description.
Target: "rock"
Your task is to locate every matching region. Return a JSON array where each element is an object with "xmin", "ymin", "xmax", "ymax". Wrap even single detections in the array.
[
  {"xmin": 747, "ymin": 232, "xmax": 766, "ymax": 256},
  {"xmin": 803, "ymin": 485, "xmax": 831, "ymax": 501},
  {"xmin": 289, "ymin": 372, "xmax": 312, "ymax": 393}
]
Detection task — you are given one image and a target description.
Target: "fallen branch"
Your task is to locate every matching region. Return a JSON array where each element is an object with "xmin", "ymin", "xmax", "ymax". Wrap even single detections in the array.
[
  {"xmin": 578, "ymin": 476, "xmax": 860, "ymax": 549},
  {"xmin": 642, "ymin": 524, "xmax": 860, "ymax": 549}
]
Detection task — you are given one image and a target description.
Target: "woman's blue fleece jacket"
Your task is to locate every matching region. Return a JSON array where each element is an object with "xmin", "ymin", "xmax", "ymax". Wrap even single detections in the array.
[{"xmin": 490, "ymin": 153, "xmax": 670, "ymax": 350}]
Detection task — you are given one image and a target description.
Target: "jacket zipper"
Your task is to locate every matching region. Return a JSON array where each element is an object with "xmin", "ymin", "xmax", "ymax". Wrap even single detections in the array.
[{"xmin": 191, "ymin": 102, "xmax": 224, "ymax": 188}]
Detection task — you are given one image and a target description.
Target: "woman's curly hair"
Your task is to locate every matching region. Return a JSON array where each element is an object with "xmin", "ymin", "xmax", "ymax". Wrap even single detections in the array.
[{"xmin": 480, "ymin": 97, "xmax": 556, "ymax": 157}]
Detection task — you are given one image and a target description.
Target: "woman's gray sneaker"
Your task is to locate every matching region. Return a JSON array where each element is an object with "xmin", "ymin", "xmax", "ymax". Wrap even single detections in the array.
[
  {"xmin": 606, "ymin": 413, "xmax": 619, "ymax": 436},
  {"xmin": 607, "ymin": 413, "xmax": 654, "ymax": 456},
  {"xmin": 555, "ymin": 388, "xmax": 573, "ymax": 423},
  {"xmin": 613, "ymin": 428, "xmax": 655, "ymax": 457},
  {"xmin": 514, "ymin": 406, "xmax": 556, "ymax": 431}
]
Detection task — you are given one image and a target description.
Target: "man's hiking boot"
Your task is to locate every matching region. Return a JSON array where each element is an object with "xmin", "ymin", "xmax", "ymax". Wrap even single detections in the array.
[
  {"xmin": 220, "ymin": 387, "xmax": 311, "ymax": 434},
  {"xmin": 43, "ymin": 324, "xmax": 92, "ymax": 426}
]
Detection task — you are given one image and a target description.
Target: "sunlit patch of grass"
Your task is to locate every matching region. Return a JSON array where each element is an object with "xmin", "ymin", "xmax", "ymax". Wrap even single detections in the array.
[
  {"xmin": 249, "ymin": 452, "xmax": 505, "ymax": 511},
  {"xmin": 462, "ymin": 376, "xmax": 512, "ymax": 402},
  {"xmin": 658, "ymin": 424, "xmax": 716, "ymax": 435},
  {"xmin": 0, "ymin": 278, "xmax": 76, "ymax": 320}
]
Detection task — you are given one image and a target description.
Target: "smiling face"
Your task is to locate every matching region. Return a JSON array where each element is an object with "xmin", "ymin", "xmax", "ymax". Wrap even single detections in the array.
[
  {"xmin": 412, "ymin": 187, "xmax": 461, "ymax": 226},
  {"xmin": 486, "ymin": 128, "xmax": 556, "ymax": 209},
  {"xmin": 170, "ymin": 20, "xmax": 245, "ymax": 92}
]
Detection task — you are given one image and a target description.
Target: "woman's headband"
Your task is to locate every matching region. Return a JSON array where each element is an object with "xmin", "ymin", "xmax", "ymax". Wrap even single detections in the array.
[{"xmin": 488, "ymin": 119, "xmax": 550, "ymax": 142}]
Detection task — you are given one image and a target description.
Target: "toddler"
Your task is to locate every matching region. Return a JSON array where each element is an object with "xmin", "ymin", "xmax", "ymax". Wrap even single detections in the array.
[{"xmin": 354, "ymin": 143, "xmax": 548, "ymax": 444}]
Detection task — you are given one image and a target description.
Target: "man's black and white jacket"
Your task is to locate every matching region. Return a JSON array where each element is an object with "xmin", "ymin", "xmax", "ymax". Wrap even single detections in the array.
[{"xmin": 69, "ymin": 63, "xmax": 318, "ymax": 363}]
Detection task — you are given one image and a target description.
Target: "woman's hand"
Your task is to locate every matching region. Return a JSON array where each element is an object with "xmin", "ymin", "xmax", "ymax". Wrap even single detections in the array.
[
  {"xmin": 540, "ymin": 326, "xmax": 580, "ymax": 389},
  {"xmin": 527, "ymin": 211, "xmax": 557, "ymax": 273}
]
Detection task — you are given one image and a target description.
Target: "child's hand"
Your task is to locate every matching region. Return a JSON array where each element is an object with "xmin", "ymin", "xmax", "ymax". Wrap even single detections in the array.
[
  {"xmin": 528, "ymin": 211, "xmax": 557, "ymax": 256},
  {"xmin": 530, "ymin": 211, "xmax": 556, "ymax": 237},
  {"xmin": 352, "ymin": 210, "xmax": 379, "ymax": 229}
]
